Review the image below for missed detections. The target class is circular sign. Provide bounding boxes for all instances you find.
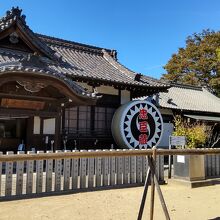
[111,100,163,149]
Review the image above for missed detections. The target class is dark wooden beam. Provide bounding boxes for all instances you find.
[0,26,16,41]
[16,26,44,56]
[0,74,96,106]
[61,107,65,134]
[90,106,95,132]
[0,92,57,102]
[118,89,121,105]
[0,108,57,117]
[26,116,34,151]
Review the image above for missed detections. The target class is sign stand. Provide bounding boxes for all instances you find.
[168,136,186,179]
[168,136,172,179]
[137,147,170,220]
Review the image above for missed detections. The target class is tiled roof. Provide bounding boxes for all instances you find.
[0,48,98,101]
[0,7,169,96]
[38,34,169,89]
[157,83,220,114]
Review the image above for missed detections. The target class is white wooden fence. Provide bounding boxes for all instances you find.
[0,150,164,198]
[205,154,220,178]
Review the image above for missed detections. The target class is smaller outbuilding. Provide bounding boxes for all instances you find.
[141,82,220,148]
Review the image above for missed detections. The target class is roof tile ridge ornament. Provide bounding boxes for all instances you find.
[0,7,61,63]
[2,7,24,22]
[102,49,136,81]
[1,7,25,29]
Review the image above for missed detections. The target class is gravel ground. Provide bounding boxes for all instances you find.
[0,179,220,220]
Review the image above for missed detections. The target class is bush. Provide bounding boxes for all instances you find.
[173,115,207,148]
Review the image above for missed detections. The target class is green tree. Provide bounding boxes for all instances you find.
[162,30,220,97]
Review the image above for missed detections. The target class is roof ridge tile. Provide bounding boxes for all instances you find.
[102,49,136,81]
[37,33,113,56]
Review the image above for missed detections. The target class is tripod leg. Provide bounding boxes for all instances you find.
[148,157,170,220]
[137,166,151,220]
[150,155,156,220]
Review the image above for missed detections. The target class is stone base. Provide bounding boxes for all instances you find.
[171,177,220,188]
[174,155,205,181]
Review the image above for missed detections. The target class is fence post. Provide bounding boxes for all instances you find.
[130,149,136,184]
[55,150,62,191]
[36,151,44,194]
[72,150,79,189]
[80,150,87,189]
[159,156,164,182]
[16,151,25,195]
[123,149,130,184]
[88,150,95,188]
[64,150,71,191]
[102,150,109,186]
[116,149,123,185]
[136,153,143,183]
[5,151,14,196]
[46,150,53,192]
[26,151,35,194]
[110,149,116,186]
[95,150,102,187]
[142,153,148,181]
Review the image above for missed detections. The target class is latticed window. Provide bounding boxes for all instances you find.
[65,107,77,133]
[94,107,115,134]
[65,106,116,136]
[78,106,91,132]
[65,106,91,134]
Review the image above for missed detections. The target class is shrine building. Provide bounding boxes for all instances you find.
[0,7,169,152]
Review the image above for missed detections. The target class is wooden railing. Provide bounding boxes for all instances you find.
[1,148,220,199]
[0,149,164,198]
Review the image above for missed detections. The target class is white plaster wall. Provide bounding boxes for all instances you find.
[77,83,118,95]
[43,118,55,135]
[33,116,40,134]
[158,122,174,148]
[121,90,130,104]
[97,85,118,95]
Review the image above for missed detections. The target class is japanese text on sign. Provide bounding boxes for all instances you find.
[138,109,148,144]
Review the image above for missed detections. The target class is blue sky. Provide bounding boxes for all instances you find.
[1,1,220,79]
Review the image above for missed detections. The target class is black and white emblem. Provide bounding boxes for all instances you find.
[111,100,163,149]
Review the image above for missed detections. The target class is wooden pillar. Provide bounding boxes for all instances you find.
[118,89,121,105]
[16,119,21,138]
[54,108,62,151]
[40,117,44,135]
[26,116,34,151]
[90,106,95,132]
[61,107,66,134]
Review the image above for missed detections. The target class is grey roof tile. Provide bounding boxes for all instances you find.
[0,49,98,100]
[158,84,220,113]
